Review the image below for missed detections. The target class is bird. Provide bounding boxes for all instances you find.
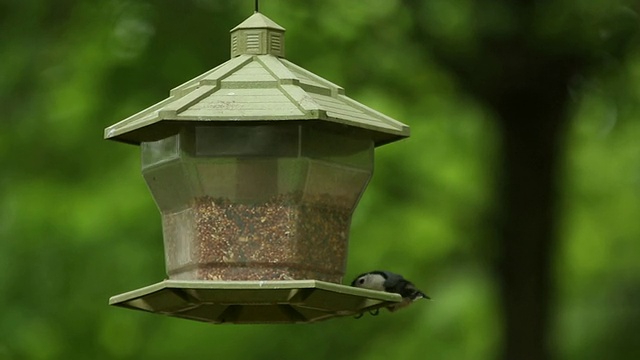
[351,270,430,312]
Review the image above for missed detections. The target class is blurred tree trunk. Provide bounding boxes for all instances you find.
[494,88,569,360]
[404,0,638,357]
[402,1,593,359]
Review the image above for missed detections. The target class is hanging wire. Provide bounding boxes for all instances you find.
[255,0,259,13]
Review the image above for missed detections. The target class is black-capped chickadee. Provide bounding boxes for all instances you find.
[351,270,430,312]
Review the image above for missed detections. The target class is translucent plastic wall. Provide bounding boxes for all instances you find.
[141,125,373,283]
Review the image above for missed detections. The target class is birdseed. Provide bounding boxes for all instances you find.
[162,193,351,283]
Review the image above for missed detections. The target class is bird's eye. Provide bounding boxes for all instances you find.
[358,278,365,285]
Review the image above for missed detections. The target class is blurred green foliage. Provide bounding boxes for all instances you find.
[1,0,639,359]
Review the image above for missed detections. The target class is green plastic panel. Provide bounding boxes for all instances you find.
[109,280,401,324]
[104,13,410,146]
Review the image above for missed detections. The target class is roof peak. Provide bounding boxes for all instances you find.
[230,13,286,58]
[230,12,285,32]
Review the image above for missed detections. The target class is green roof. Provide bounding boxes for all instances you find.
[105,13,409,146]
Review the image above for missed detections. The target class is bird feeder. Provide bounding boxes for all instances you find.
[107,11,409,324]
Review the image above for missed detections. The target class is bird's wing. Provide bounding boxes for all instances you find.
[382,271,404,290]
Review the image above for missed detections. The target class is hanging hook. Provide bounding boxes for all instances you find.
[254,0,259,13]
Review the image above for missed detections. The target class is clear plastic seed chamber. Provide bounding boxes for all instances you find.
[143,125,373,283]
[106,12,409,324]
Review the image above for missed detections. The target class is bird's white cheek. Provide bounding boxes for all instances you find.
[371,283,386,291]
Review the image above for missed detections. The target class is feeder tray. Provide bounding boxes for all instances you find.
[109,280,401,324]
